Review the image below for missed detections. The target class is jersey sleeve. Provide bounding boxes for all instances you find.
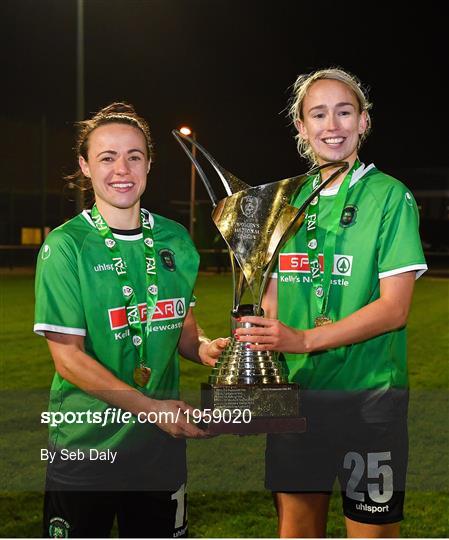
[377,185,427,279]
[34,230,87,336]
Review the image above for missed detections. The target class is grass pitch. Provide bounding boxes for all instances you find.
[0,272,448,537]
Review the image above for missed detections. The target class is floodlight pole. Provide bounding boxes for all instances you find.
[41,115,47,240]
[76,0,85,212]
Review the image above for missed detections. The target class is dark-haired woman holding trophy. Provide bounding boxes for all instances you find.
[236,68,427,538]
[34,102,227,537]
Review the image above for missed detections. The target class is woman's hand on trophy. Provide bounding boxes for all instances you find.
[234,317,308,354]
[198,337,229,366]
[147,398,212,439]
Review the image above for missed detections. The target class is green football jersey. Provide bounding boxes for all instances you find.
[277,164,427,394]
[34,209,199,454]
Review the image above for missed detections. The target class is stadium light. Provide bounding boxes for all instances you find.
[179,126,192,136]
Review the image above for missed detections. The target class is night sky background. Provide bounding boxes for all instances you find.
[1,0,447,243]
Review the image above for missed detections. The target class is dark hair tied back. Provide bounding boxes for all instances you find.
[65,101,154,202]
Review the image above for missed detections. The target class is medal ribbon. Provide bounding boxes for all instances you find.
[91,205,158,376]
[305,161,359,320]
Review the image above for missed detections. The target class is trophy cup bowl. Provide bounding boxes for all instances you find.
[173,130,348,434]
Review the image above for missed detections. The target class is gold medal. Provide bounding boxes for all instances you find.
[314,315,333,327]
[133,366,151,386]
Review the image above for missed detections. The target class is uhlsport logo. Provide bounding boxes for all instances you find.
[49,517,70,538]
[41,244,51,260]
[109,298,186,330]
[405,192,414,207]
[279,253,353,276]
[112,257,127,275]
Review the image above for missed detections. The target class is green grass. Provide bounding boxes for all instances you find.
[0,273,448,537]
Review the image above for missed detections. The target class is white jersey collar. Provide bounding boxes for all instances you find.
[320,162,375,197]
[82,208,154,240]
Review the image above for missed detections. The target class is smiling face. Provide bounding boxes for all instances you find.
[78,123,150,221]
[296,79,367,168]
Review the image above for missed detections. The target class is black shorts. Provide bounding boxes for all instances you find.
[266,418,408,525]
[43,484,188,538]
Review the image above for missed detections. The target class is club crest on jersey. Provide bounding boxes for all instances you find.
[146,257,156,274]
[112,257,127,275]
[105,238,116,248]
[122,286,133,297]
[49,517,70,538]
[340,205,358,228]
[159,248,176,271]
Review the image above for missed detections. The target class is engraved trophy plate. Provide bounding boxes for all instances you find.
[173,130,348,434]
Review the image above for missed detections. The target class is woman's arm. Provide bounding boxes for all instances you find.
[45,331,208,438]
[177,308,228,366]
[235,271,416,353]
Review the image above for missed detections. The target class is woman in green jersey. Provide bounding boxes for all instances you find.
[236,69,426,537]
[34,102,227,537]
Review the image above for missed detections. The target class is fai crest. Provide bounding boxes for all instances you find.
[240,196,258,218]
[159,249,176,271]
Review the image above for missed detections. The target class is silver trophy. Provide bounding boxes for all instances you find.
[173,130,348,434]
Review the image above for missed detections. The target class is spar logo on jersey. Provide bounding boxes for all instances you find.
[108,297,186,330]
[279,253,353,276]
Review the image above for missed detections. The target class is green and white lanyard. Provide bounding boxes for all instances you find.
[306,161,359,327]
[91,204,157,386]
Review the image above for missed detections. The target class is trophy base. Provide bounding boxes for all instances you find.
[201,383,307,435]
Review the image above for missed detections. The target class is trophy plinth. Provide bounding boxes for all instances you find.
[173,130,348,435]
[201,383,306,435]
[201,304,306,434]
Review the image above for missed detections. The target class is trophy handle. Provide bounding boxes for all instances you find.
[172,130,251,205]
[256,161,349,313]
